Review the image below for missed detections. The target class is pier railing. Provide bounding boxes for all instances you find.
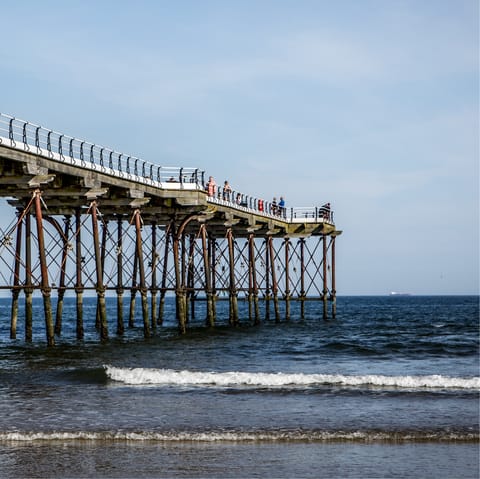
[208,186,334,224]
[0,113,334,225]
[0,113,205,189]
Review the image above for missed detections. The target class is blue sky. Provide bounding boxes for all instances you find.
[0,0,478,295]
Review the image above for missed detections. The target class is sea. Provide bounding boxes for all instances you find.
[0,295,478,478]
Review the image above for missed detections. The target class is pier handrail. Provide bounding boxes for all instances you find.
[210,185,334,225]
[0,113,334,225]
[0,113,205,189]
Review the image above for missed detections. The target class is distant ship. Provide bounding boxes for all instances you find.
[389,292,412,297]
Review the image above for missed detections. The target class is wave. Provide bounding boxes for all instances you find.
[0,429,477,443]
[104,366,480,390]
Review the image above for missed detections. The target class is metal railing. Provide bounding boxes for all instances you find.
[0,113,334,225]
[207,185,334,224]
[0,113,205,188]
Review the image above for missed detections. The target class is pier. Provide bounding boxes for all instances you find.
[0,113,341,345]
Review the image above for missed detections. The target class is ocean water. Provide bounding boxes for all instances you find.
[0,295,478,478]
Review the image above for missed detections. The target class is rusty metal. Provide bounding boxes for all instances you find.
[91,200,108,340]
[116,216,125,335]
[33,189,55,346]
[323,235,328,319]
[331,235,337,318]
[10,211,22,339]
[227,228,238,326]
[75,208,84,340]
[150,223,158,329]
[284,238,291,321]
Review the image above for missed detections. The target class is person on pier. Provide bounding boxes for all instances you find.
[206,176,217,197]
[223,180,232,201]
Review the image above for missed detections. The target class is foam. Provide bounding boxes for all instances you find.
[104,366,480,390]
[0,429,477,443]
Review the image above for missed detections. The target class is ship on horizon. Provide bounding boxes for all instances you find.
[389,291,412,297]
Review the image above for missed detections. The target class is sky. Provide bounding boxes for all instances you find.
[0,0,478,295]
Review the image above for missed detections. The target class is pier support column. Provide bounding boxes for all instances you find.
[323,235,328,320]
[187,233,196,321]
[248,234,260,325]
[264,237,270,321]
[91,200,108,340]
[284,238,291,321]
[10,211,23,339]
[201,225,215,327]
[209,235,217,323]
[129,252,138,328]
[74,208,84,340]
[173,229,187,334]
[55,215,71,336]
[227,228,238,326]
[268,236,280,322]
[33,189,55,346]
[116,217,124,335]
[150,223,158,330]
[133,208,150,338]
[331,234,337,319]
[299,238,306,319]
[158,223,172,326]
[25,212,33,342]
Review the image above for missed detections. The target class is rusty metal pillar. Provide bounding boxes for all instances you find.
[129,251,138,328]
[173,228,187,334]
[209,234,217,323]
[116,217,124,335]
[54,215,71,336]
[181,234,187,321]
[10,211,23,339]
[91,200,108,340]
[227,228,238,326]
[134,208,150,338]
[24,211,33,342]
[284,238,291,321]
[331,235,337,319]
[300,237,306,320]
[74,208,84,340]
[268,236,280,322]
[201,225,214,327]
[33,189,55,346]
[248,234,260,325]
[323,235,328,320]
[264,237,270,321]
[95,219,108,330]
[150,222,158,329]
[187,233,196,321]
[158,223,172,326]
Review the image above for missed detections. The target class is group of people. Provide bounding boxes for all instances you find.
[205,176,286,215]
[270,196,286,217]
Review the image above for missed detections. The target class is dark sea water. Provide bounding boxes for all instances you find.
[0,295,478,478]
